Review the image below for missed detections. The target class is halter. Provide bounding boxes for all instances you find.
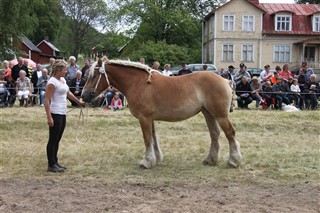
[92,62,110,96]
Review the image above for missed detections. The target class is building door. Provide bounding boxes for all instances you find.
[304,46,315,62]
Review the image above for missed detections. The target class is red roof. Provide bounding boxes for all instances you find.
[261,3,320,35]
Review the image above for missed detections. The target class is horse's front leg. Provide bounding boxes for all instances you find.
[139,117,157,169]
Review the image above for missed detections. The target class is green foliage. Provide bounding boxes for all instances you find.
[296,0,320,3]
[121,40,201,67]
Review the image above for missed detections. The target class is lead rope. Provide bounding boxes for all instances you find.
[76,107,90,144]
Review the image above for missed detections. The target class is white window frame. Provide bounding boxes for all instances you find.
[313,15,320,32]
[223,14,235,31]
[273,45,291,63]
[222,44,234,62]
[242,15,255,32]
[241,44,254,62]
[275,14,292,31]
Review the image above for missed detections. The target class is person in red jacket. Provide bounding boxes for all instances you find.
[109,91,123,111]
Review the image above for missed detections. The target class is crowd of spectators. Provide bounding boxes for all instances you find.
[0,56,319,111]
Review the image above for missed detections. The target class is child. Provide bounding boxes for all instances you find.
[262,81,273,109]
[290,78,300,107]
[109,92,123,111]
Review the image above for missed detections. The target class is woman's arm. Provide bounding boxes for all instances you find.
[44,84,55,127]
[67,91,85,107]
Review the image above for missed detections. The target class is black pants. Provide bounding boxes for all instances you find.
[47,113,66,166]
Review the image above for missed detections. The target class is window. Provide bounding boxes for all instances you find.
[274,45,291,62]
[242,15,254,31]
[223,44,234,62]
[242,44,254,62]
[313,15,320,32]
[223,15,235,31]
[275,14,292,31]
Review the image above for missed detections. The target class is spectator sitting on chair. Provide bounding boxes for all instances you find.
[31,63,42,101]
[236,76,252,109]
[297,69,307,109]
[262,81,273,109]
[234,63,251,85]
[290,78,301,107]
[0,70,9,106]
[259,64,273,83]
[69,70,86,107]
[272,76,291,109]
[270,71,279,85]
[37,69,50,107]
[109,91,123,111]
[16,70,32,107]
[81,59,91,81]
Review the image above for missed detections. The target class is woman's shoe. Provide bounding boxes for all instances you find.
[56,163,67,170]
[47,164,65,173]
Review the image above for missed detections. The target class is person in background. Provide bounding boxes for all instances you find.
[65,56,80,85]
[305,74,319,110]
[236,76,252,109]
[275,65,281,73]
[105,86,124,107]
[178,63,192,76]
[46,57,55,76]
[69,70,86,107]
[31,63,42,97]
[16,70,32,107]
[295,62,314,82]
[3,60,12,82]
[44,60,85,173]
[139,57,145,64]
[250,76,264,109]
[162,64,173,76]
[259,64,273,84]
[3,60,14,106]
[109,91,123,111]
[234,63,251,85]
[81,59,91,80]
[279,64,292,82]
[290,78,301,107]
[262,81,273,109]
[11,57,28,82]
[24,60,34,80]
[0,70,9,106]
[221,65,236,88]
[203,64,208,71]
[297,68,307,109]
[37,69,49,107]
[151,61,161,71]
[270,72,279,85]
[272,76,290,109]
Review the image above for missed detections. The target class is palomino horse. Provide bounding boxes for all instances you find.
[81,59,242,169]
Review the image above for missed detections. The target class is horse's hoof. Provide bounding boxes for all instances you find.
[227,159,241,168]
[202,158,218,166]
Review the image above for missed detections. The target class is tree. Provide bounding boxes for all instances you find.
[0,0,40,60]
[60,0,109,57]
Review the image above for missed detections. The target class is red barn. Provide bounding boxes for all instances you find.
[18,36,41,63]
[37,39,62,64]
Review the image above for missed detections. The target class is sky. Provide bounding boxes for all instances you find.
[259,0,295,3]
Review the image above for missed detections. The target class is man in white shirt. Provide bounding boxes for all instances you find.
[162,64,173,76]
[259,64,273,83]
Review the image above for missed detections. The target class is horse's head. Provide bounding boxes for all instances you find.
[81,59,109,103]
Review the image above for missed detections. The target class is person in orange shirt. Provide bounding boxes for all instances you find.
[270,72,279,85]
[3,60,12,82]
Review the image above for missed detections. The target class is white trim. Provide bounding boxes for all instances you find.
[222,14,235,31]
[312,15,320,32]
[259,14,263,68]
[275,14,292,31]
[242,15,255,32]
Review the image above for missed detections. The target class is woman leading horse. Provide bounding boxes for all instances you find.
[81,59,242,169]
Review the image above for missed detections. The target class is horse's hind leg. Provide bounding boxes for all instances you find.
[152,122,163,164]
[216,116,242,167]
[202,109,220,166]
[138,117,157,169]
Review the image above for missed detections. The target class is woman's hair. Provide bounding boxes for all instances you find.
[51,60,67,76]
[19,70,26,75]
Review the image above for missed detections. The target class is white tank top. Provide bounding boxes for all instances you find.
[48,77,69,115]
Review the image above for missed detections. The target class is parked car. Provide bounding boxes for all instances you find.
[247,67,263,77]
[171,64,219,76]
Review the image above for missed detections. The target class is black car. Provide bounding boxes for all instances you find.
[247,68,263,77]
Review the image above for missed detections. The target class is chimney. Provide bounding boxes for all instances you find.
[248,0,259,5]
[44,36,49,41]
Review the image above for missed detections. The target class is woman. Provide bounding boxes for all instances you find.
[16,70,32,107]
[44,60,85,173]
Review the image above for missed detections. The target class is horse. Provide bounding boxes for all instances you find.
[81,59,242,169]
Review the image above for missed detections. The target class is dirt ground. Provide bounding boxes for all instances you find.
[0,177,319,213]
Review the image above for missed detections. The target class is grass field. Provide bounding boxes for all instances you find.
[0,106,319,212]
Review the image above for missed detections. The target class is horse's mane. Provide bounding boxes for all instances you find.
[89,59,161,77]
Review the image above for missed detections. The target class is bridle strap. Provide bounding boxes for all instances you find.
[92,63,110,95]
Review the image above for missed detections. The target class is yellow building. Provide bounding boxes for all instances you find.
[202,0,320,72]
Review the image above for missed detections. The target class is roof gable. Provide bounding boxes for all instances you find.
[37,40,60,52]
[19,36,41,52]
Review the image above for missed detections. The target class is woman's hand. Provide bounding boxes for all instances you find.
[47,117,54,127]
